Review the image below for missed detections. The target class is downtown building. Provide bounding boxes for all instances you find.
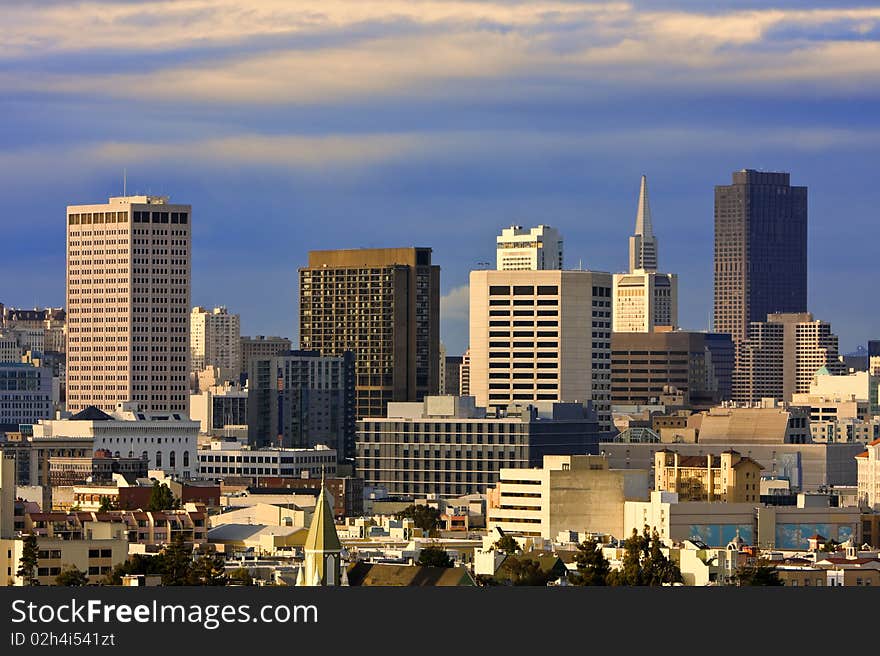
[355,396,601,497]
[66,195,191,415]
[247,350,356,462]
[496,225,563,271]
[190,306,241,384]
[469,269,613,432]
[0,363,54,430]
[613,176,679,333]
[240,335,291,382]
[299,248,440,420]
[714,170,807,343]
[732,312,843,403]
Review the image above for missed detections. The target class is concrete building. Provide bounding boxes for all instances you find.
[66,195,191,415]
[48,450,148,487]
[189,383,248,436]
[610,330,733,408]
[299,248,441,420]
[356,395,602,497]
[733,312,843,403]
[460,349,470,396]
[856,438,880,511]
[799,369,880,417]
[486,454,650,539]
[0,363,53,429]
[444,354,463,396]
[0,333,20,364]
[240,335,291,381]
[628,175,658,273]
[247,350,355,461]
[612,271,678,333]
[714,170,808,343]
[496,225,563,271]
[469,269,612,431]
[1,534,129,586]
[190,306,240,384]
[625,491,860,550]
[654,449,763,503]
[197,441,337,479]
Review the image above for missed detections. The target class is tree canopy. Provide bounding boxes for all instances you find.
[492,534,521,555]
[417,546,454,568]
[606,527,682,586]
[396,504,441,533]
[17,534,39,586]
[148,481,180,512]
[55,565,89,587]
[734,560,783,586]
[570,537,610,586]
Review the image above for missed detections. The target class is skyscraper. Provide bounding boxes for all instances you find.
[628,175,658,273]
[496,225,563,271]
[299,248,440,419]
[190,306,241,383]
[714,170,807,342]
[66,196,191,415]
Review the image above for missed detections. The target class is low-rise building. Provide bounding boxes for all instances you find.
[197,441,337,479]
[654,449,763,503]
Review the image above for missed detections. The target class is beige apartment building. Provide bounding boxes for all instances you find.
[654,449,763,503]
[612,270,678,333]
[240,335,291,380]
[486,454,650,539]
[469,269,613,431]
[190,306,240,383]
[66,195,191,415]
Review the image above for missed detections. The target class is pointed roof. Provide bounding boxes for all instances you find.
[70,406,114,421]
[303,485,341,553]
[634,175,654,238]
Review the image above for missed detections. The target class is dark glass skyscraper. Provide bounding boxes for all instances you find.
[714,170,807,342]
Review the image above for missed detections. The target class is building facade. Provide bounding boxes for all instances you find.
[189,383,248,435]
[240,336,292,381]
[496,225,563,271]
[66,195,191,414]
[0,363,53,429]
[714,170,808,343]
[299,248,440,420]
[355,396,602,497]
[612,271,678,333]
[629,175,658,273]
[197,441,337,479]
[469,269,612,431]
[190,306,241,383]
[247,350,355,461]
[654,449,763,503]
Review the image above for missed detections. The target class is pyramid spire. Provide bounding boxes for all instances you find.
[628,175,659,273]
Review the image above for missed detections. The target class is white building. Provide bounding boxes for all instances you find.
[189,383,248,436]
[190,306,241,383]
[857,438,880,511]
[496,225,563,271]
[628,175,658,273]
[197,441,336,479]
[66,195,191,415]
[469,269,612,431]
[32,403,199,479]
[612,270,678,332]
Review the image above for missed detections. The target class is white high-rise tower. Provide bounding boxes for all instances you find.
[628,175,658,273]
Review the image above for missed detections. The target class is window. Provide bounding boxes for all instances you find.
[156,451,162,467]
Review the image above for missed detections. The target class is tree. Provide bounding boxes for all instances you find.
[606,526,682,586]
[417,546,453,568]
[492,534,520,555]
[17,534,39,586]
[607,528,648,586]
[643,528,682,586]
[396,505,441,533]
[570,537,610,586]
[227,567,254,586]
[55,565,89,587]
[497,558,554,586]
[189,553,228,586]
[148,482,180,512]
[161,533,193,586]
[98,496,118,512]
[102,553,166,585]
[821,539,841,553]
[734,560,783,586]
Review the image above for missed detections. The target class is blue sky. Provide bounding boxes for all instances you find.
[2,1,879,355]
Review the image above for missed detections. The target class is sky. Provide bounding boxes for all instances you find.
[2,0,880,356]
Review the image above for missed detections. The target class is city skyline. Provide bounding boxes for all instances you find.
[3,1,880,357]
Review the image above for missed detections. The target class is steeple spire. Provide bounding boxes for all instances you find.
[628,175,659,273]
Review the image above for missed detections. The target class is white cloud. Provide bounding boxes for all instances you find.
[441,284,470,322]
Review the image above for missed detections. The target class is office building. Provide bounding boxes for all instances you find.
[48,450,149,487]
[66,195,191,415]
[496,225,563,271]
[190,306,240,383]
[1,306,66,354]
[356,395,602,497]
[444,355,463,396]
[628,175,658,273]
[247,350,355,461]
[486,454,650,539]
[460,349,470,396]
[0,363,53,429]
[299,248,440,419]
[189,383,248,436]
[857,439,880,511]
[197,441,337,479]
[612,271,678,333]
[732,313,843,403]
[610,330,733,407]
[469,269,612,431]
[714,170,807,342]
[240,335,292,381]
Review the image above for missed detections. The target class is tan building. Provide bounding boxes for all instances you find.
[190,306,240,384]
[496,225,563,271]
[66,195,191,415]
[240,335,291,380]
[612,271,678,333]
[1,536,128,586]
[299,248,441,420]
[486,454,650,539]
[654,449,763,503]
[856,438,880,510]
[469,269,612,431]
[733,313,843,403]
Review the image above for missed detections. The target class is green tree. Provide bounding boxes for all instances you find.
[17,534,39,586]
[498,558,554,586]
[821,539,840,553]
[148,482,180,512]
[55,565,89,587]
[161,533,193,586]
[607,526,681,586]
[189,553,228,586]
[103,554,166,585]
[396,504,441,533]
[570,537,610,586]
[417,546,454,568]
[492,534,521,555]
[734,560,783,586]
[98,496,118,512]
[227,567,254,586]
[607,528,648,586]
[643,528,682,586]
